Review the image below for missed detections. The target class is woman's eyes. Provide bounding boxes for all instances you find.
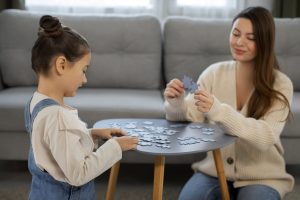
[232,32,255,41]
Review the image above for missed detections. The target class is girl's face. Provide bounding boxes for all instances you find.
[229,18,257,63]
[64,52,91,97]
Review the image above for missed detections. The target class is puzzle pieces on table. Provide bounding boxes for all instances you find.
[182,75,199,93]
[177,136,216,145]
[139,141,153,146]
[124,123,137,129]
[201,128,215,135]
[127,132,139,137]
[109,122,121,129]
[201,138,216,142]
[202,128,215,132]
[155,144,171,148]
[169,124,185,128]
[113,120,217,149]
[139,136,153,142]
[143,121,153,125]
[189,125,202,129]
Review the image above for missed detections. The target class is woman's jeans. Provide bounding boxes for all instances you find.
[178,172,280,200]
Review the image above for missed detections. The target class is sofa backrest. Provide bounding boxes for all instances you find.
[163,17,300,91]
[0,9,162,89]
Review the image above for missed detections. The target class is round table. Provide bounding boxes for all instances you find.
[94,118,236,200]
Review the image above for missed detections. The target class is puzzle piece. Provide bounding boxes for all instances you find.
[169,124,185,128]
[139,141,153,146]
[189,125,202,129]
[201,138,216,142]
[155,144,171,148]
[179,138,201,145]
[143,121,153,125]
[125,123,137,129]
[202,128,215,132]
[127,132,139,137]
[182,75,199,93]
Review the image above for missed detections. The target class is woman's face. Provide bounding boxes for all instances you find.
[229,17,257,63]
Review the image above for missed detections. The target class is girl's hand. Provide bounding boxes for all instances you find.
[164,78,185,99]
[91,128,127,140]
[114,136,139,151]
[194,89,214,113]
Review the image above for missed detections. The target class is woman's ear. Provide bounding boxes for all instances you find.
[55,56,67,75]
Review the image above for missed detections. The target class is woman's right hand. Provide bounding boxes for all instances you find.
[164,78,185,99]
[114,136,139,151]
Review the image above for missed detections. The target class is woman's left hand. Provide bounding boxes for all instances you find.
[91,128,127,140]
[194,89,214,113]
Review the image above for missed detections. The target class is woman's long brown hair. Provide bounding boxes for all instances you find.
[233,7,292,120]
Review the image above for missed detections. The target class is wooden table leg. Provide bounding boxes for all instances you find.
[212,149,230,200]
[153,156,165,200]
[106,161,121,200]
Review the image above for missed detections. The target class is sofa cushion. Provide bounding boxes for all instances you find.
[0,87,34,132]
[163,17,232,83]
[0,9,162,89]
[0,87,165,132]
[275,19,300,91]
[64,88,165,127]
[0,49,36,87]
[282,93,300,138]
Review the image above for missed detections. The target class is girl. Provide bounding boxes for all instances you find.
[25,15,138,200]
[164,7,294,200]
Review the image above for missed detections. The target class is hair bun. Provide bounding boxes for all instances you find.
[39,15,63,37]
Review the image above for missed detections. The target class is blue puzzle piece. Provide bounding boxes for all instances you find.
[182,75,198,93]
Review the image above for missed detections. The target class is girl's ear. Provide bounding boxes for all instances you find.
[55,56,67,75]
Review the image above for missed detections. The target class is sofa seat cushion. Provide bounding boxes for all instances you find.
[64,88,165,127]
[0,87,165,132]
[282,92,300,138]
[0,87,35,132]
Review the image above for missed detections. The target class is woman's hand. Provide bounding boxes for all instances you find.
[91,128,127,140]
[164,78,185,99]
[194,89,214,113]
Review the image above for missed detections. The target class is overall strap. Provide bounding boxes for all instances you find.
[24,98,59,134]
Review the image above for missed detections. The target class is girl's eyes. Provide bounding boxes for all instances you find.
[83,66,88,74]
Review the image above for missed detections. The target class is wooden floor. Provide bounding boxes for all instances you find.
[0,161,299,200]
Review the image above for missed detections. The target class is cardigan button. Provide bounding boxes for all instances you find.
[227,157,234,165]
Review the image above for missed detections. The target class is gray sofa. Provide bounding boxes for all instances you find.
[0,9,299,165]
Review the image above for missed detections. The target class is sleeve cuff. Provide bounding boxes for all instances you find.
[165,94,185,107]
[206,96,223,121]
[106,139,122,159]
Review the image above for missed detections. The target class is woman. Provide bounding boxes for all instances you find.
[164,7,294,200]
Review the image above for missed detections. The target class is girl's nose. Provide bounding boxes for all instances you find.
[83,75,87,84]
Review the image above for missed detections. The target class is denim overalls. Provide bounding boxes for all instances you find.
[24,98,96,200]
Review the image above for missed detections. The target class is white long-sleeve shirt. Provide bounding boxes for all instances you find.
[165,60,294,198]
[30,92,122,186]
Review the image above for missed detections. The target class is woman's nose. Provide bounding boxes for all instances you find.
[237,37,244,46]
